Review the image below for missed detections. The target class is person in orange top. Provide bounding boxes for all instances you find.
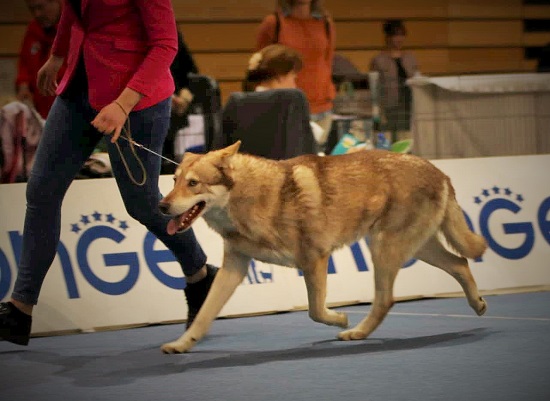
[256,0,336,148]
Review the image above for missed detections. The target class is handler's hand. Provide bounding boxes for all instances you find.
[16,83,33,102]
[91,102,128,143]
[37,55,64,96]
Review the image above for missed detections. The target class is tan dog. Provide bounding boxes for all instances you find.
[158,141,487,353]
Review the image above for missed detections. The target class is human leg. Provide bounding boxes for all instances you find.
[1,94,101,344]
[107,98,208,276]
[11,95,101,307]
[107,98,216,326]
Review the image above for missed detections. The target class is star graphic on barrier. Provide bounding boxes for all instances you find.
[516,194,524,202]
[474,196,482,204]
[492,186,500,194]
[71,224,81,234]
[80,215,90,225]
[92,211,102,221]
[119,221,129,230]
[504,188,512,196]
[106,213,116,223]
[482,189,490,197]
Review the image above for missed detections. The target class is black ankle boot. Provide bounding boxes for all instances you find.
[0,302,32,346]
[184,264,218,328]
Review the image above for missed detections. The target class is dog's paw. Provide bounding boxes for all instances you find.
[337,329,367,341]
[474,297,488,316]
[160,338,195,354]
[335,312,349,328]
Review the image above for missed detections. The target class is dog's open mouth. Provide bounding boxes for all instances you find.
[166,201,206,235]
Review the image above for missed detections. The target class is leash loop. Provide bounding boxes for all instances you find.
[109,101,180,186]
[112,102,147,186]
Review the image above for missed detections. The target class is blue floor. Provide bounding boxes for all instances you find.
[1,291,549,401]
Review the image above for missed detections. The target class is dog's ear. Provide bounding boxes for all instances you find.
[214,141,241,168]
[223,141,241,156]
[182,151,200,165]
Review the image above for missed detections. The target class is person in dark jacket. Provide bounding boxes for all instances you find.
[161,29,199,174]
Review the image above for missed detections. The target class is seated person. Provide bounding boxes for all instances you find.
[215,44,320,158]
[16,0,65,119]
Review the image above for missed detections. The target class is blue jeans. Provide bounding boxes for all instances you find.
[12,93,207,305]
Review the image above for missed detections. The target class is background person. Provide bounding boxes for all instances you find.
[370,19,419,142]
[256,0,336,150]
[16,0,65,119]
[243,43,325,144]
[161,28,199,174]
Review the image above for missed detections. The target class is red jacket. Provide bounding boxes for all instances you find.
[16,19,66,119]
[52,0,178,111]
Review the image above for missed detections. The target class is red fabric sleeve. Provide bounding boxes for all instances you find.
[126,0,178,97]
[51,1,76,58]
[15,26,34,88]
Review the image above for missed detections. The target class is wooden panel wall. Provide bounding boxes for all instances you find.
[0,0,547,103]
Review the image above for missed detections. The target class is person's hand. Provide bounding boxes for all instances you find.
[171,88,193,116]
[171,94,188,115]
[91,102,128,143]
[36,56,64,96]
[16,83,32,103]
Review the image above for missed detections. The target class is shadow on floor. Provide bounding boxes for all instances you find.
[1,327,493,388]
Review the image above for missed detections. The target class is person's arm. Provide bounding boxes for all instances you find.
[51,1,76,59]
[170,30,198,115]
[255,14,277,51]
[92,0,178,142]
[171,30,199,92]
[37,0,76,96]
[15,25,34,101]
[124,0,178,104]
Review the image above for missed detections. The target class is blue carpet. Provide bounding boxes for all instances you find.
[1,292,549,401]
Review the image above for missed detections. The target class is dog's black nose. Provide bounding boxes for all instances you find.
[158,202,170,215]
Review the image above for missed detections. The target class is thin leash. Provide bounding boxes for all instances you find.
[118,135,180,166]
[112,101,179,186]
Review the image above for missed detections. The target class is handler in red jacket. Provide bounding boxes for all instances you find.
[0,0,218,347]
[16,0,65,118]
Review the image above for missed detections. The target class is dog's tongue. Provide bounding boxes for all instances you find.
[167,218,179,236]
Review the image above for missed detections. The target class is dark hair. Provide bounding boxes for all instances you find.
[383,19,406,37]
[242,44,303,92]
[277,0,325,16]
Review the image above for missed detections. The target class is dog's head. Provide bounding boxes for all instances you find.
[159,141,241,235]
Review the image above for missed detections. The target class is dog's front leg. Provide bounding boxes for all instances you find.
[161,248,251,354]
[302,256,349,328]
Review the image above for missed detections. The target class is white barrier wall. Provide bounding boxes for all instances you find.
[0,154,549,334]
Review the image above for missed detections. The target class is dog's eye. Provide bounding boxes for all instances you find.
[188,179,199,187]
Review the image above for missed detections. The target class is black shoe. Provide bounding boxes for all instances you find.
[0,302,32,346]
[184,264,218,329]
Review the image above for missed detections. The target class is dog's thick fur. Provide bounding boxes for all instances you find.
[159,141,487,353]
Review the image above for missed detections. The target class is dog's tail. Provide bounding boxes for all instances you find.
[440,180,487,259]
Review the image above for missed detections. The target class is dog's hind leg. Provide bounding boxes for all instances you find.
[302,255,349,328]
[415,235,487,316]
[161,250,251,354]
[337,234,404,341]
